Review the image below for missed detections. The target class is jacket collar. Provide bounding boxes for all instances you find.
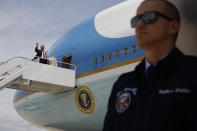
[135,47,185,77]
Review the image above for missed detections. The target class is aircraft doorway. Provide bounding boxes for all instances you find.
[62,54,72,69]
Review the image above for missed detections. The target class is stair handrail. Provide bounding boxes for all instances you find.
[56,61,77,71]
[33,57,77,71]
[0,56,77,71]
[0,56,30,65]
[0,66,25,88]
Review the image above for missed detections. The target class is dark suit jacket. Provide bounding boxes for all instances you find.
[103,48,197,131]
[35,46,42,57]
[33,46,48,64]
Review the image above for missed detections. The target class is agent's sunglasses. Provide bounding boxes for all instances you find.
[130,11,173,28]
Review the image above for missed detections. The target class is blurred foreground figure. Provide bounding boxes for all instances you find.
[103,0,197,131]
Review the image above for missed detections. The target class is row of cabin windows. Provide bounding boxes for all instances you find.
[93,45,137,65]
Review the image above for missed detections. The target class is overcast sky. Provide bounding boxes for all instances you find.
[0,0,122,130]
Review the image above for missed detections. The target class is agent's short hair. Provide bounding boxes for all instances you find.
[141,0,180,22]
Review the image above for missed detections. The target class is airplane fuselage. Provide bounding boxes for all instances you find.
[13,0,197,131]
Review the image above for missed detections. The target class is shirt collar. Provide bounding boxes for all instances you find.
[145,54,167,71]
[135,47,185,79]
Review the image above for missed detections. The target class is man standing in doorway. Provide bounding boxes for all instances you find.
[34,42,48,64]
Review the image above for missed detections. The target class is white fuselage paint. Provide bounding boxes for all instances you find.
[13,0,197,130]
[14,62,139,131]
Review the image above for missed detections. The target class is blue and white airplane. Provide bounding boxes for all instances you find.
[0,0,197,131]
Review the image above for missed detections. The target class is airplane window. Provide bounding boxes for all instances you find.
[108,52,112,61]
[100,56,105,64]
[115,50,119,58]
[93,57,98,65]
[131,45,137,54]
[123,48,128,56]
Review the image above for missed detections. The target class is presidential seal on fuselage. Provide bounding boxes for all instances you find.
[75,86,95,114]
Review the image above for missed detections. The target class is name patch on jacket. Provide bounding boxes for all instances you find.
[116,87,137,113]
[158,87,191,95]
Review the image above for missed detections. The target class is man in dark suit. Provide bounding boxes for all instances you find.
[34,42,48,64]
[103,0,197,131]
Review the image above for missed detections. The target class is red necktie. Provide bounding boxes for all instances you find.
[42,51,46,59]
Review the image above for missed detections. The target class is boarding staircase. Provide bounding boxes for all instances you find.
[0,57,76,93]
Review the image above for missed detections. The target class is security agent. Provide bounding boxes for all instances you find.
[103,0,197,131]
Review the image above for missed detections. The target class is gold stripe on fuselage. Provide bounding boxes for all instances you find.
[77,56,144,78]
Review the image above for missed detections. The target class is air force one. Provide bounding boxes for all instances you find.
[0,0,197,131]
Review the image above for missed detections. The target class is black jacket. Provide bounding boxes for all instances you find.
[103,48,197,131]
[35,46,42,57]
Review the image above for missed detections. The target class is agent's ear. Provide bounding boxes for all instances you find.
[169,21,180,34]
